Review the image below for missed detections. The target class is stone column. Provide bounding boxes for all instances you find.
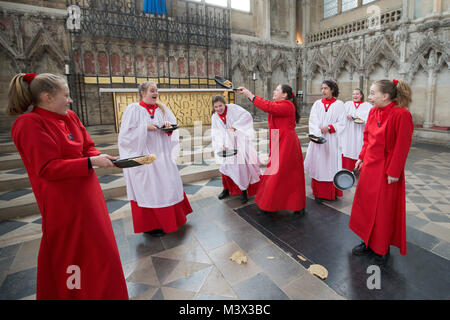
[423,70,437,128]
[302,0,311,43]
[290,0,297,46]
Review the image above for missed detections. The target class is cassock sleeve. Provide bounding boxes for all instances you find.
[252,96,294,117]
[358,108,374,161]
[386,110,414,178]
[228,104,255,139]
[359,103,373,122]
[11,115,90,181]
[118,104,149,159]
[308,101,323,137]
[328,102,346,134]
[211,114,226,152]
[70,111,101,157]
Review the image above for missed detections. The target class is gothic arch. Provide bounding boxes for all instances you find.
[364,36,400,75]
[407,36,450,81]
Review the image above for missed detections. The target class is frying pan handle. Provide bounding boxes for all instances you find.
[352,168,359,174]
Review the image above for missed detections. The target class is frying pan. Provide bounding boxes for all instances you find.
[214,76,238,91]
[333,168,358,190]
[308,134,327,144]
[157,124,179,132]
[216,149,238,157]
[352,117,365,124]
[112,155,157,168]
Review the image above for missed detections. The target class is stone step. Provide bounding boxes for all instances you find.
[0,137,309,192]
[0,147,308,221]
[0,162,219,222]
[0,129,309,171]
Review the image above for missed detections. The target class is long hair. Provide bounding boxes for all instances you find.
[7,73,66,115]
[211,94,227,115]
[373,80,412,108]
[322,80,339,98]
[354,88,365,101]
[138,81,166,115]
[280,84,300,123]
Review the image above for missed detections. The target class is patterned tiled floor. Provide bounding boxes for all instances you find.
[0,142,449,300]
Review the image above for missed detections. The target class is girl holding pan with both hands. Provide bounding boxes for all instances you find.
[350,79,414,265]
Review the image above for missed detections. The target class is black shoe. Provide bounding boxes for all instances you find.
[294,208,306,216]
[315,197,323,205]
[352,242,372,256]
[373,249,390,265]
[240,190,248,204]
[146,229,165,237]
[218,189,229,200]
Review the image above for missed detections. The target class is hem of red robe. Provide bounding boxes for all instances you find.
[311,178,343,200]
[221,174,260,196]
[349,225,407,256]
[130,192,192,234]
[342,155,357,171]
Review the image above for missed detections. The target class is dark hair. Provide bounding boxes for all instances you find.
[322,80,339,98]
[280,84,300,123]
[354,88,364,101]
[211,94,227,115]
[373,80,412,108]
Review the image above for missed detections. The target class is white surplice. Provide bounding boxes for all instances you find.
[211,103,261,191]
[304,99,346,181]
[118,102,183,208]
[341,101,373,160]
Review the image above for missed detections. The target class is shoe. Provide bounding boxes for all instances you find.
[218,189,229,200]
[240,190,248,204]
[315,197,323,205]
[294,208,306,216]
[146,229,165,237]
[373,249,390,265]
[352,242,372,256]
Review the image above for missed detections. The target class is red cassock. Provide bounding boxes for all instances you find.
[349,102,414,256]
[11,106,128,300]
[252,97,306,211]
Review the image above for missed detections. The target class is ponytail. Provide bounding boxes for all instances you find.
[6,73,67,115]
[281,84,300,123]
[395,80,412,109]
[7,74,34,115]
[373,79,412,109]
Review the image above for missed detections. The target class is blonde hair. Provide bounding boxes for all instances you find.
[138,81,165,116]
[373,79,412,108]
[7,73,67,115]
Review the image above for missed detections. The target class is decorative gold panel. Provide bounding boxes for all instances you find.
[84,77,97,84]
[113,90,234,132]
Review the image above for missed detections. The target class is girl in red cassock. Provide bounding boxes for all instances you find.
[237,84,306,215]
[7,73,128,300]
[350,79,414,265]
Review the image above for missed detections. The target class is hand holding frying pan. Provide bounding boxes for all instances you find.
[215,76,238,91]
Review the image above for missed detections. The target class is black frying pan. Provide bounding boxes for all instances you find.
[308,134,327,144]
[157,124,179,132]
[352,117,365,124]
[112,155,157,168]
[214,76,238,91]
[216,149,238,157]
[333,169,358,190]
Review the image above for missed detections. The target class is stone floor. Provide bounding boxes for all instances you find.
[0,142,449,300]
